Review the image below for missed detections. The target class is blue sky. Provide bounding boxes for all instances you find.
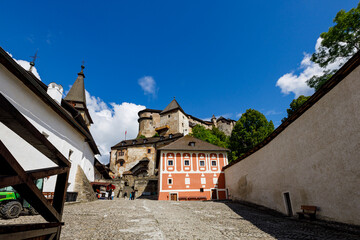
[1,0,358,162]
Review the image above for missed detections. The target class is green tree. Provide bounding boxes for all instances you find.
[281,95,311,123]
[229,109,274,160]
[307,2,360,90]
[190,125,229,149]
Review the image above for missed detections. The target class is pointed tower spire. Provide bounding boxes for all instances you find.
[65,64,86,104]
[65,63,93,128]
[161,98,185,115]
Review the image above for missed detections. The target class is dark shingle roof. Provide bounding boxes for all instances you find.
[111,133,183,149]
[0,48,99,155]
[158,135,229,152]
[64,67,86,104]
[160,99,185,115]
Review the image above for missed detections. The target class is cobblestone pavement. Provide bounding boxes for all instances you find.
[1,199,359,239]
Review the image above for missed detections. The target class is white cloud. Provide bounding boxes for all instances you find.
[138,76,157,97]
[86,91,146,164]
[264,110,282,116]
[7,52,41,80]
[236,113,243,119]
[276,38,348,98]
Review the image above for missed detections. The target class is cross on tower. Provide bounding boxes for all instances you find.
[30,50,39,67]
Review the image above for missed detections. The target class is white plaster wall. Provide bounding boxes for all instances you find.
[225,65,360,225]
[0,65,95,193]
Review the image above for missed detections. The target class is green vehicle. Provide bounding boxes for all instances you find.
[0,179,43,219]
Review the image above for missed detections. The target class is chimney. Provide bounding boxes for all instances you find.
[47,82,63,104]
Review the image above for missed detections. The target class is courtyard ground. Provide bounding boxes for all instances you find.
[1,199,359,239]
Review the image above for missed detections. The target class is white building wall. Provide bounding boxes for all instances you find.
[0,64,95,193]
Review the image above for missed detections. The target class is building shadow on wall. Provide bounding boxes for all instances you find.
[222,201,360,240]
[136,179,158,200]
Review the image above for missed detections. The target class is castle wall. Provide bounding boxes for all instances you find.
[224,64,360,225]
[110,145,156,178]
[217,121,235,136]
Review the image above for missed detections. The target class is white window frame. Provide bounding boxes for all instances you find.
[201,178,206,184]
[199,160,205,166]
[184,159,190,166]
[211,160,217,166]
[168,178,173,185]
[168,159,174,166]
[185,178,190,185]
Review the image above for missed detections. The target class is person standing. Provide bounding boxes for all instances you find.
[129,192,132,200]
[108,188,113,200]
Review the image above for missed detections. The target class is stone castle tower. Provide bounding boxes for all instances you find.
[137,99,236,137]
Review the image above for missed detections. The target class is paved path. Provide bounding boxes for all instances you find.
[1,199,359,239]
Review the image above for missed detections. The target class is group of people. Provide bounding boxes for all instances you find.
[124,191,135,200]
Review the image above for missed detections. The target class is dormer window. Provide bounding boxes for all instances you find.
[189,142,195,147]
[121,141,126,146]
[132,140,136,144]
[160,136,165,140]
[169,134,173,139]
[143,139,148,143]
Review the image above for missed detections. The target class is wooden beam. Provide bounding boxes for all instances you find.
[28,166,69,180]
[0,93,70,167]
[0,222,63,233]
[0,166,69,188]
[52,171,69,218]
[0,227,58,240]
[0,141,61,222]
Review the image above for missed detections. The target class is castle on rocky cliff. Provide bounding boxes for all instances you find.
[138,98,236,137]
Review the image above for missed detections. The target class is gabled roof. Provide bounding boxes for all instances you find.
[158,135,230,152]
[64,66,86,104]
[0,47,100,155]
[160,99,185,115]
[111,133,183,149]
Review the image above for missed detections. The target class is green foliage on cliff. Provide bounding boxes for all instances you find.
[281,95,311,123]
[229,109,274,160]
[190,125,229,149]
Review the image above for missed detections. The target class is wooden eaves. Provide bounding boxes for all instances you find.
[0,92,71,240]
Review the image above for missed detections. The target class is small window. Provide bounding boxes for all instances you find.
[200,188,204,192]
[199,160,205,166]
[118,151,124,156]
[184,160,190,166]
[185,178,190,185]
[68,150,73,161]
[168,115,170,118]
[168,160,174,166]
[143,139,148,143]
[211,160,217,166]
[182,123,184,127]
[169,134,173,138]
[189,142,195,146]
[201,178,206,184]
[132,140,136,144]
[168,178,173,185]
[147,149,151,153]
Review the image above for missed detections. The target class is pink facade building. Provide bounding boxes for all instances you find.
[158,135,229,201]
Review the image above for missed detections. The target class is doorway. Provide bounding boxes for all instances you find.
[211,189,217,200]
[170,193,178,201]
[283,192,293,216]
